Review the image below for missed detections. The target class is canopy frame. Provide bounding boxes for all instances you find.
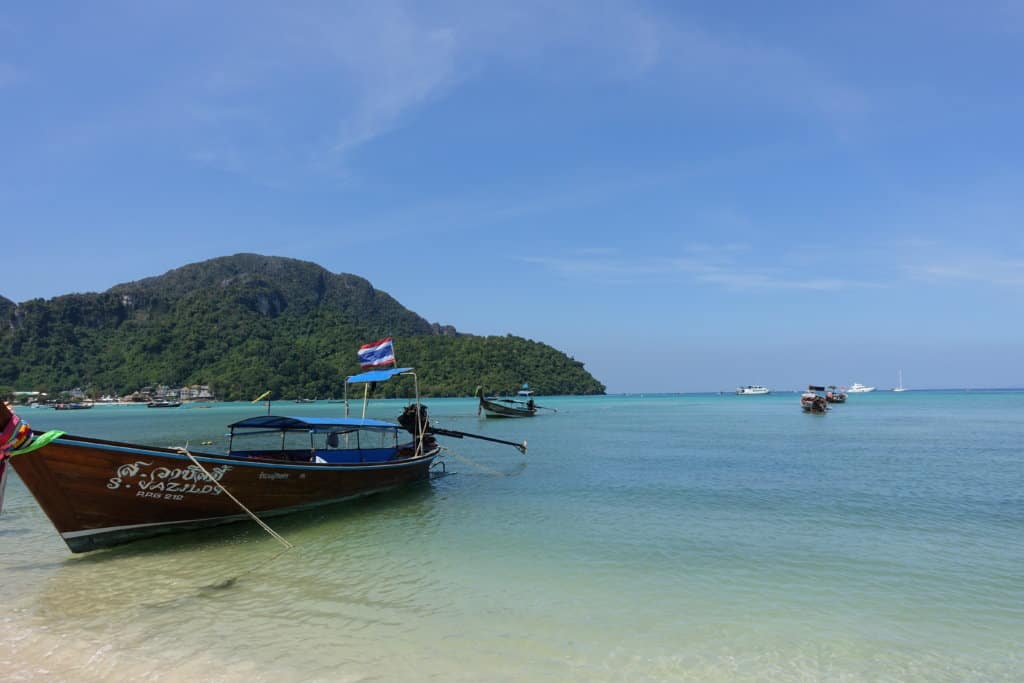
[343,366,426,456]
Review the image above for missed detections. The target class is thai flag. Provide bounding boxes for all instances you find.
[358,336,396,368]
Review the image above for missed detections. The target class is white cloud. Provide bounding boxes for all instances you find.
[524,247,877,291]
[467,2,869,121]
[648,20,868,120]
[167,0,870,172]
[7,1,870,180]
[523,254,665,284]
[907,257,1024,287]
[667,257,856,291]
[286,4,462,155]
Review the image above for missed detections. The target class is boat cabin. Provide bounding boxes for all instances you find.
[227,415,414,464]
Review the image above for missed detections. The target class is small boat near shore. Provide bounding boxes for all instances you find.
[478,395,536,418]
[147,400,182,408]
[0,366,526,553]
[476,386,538,418]
[53,402,92,410]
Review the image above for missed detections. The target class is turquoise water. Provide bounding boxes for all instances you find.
[1,392,1022,681]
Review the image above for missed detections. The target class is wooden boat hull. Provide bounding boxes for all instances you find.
[479,397,535,418]
[10,433,439,553]
[800,398,829,413]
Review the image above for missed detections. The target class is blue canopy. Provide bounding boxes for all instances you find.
[346,367,413,384]
[228,415,397,431]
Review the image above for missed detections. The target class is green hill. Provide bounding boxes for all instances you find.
[0,254,605,400]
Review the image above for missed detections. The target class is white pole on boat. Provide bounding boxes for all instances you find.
[410,371,425,456]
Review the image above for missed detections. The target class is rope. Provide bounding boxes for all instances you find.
[443,449,515,477]
[174,443,293,550]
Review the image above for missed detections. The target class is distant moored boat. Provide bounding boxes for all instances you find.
[735,385,770,395]
[476,385,537,418]
[892,370,907,392]
[54,402,92,410]
[825,385,847,403]
[801,386,829,413]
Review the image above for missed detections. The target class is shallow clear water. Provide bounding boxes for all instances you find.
[2,392,1022,681]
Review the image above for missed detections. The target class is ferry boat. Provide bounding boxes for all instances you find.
[735,385,771,395]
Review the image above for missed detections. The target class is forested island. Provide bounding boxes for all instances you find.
[0,254,605,401]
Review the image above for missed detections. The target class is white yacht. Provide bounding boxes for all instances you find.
[735,385,771,395]
[847,382,876,393]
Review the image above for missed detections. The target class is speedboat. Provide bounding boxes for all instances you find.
[735,385,770,395]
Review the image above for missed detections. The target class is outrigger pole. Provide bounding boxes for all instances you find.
[424,424,528,454]
[345,369,527,454]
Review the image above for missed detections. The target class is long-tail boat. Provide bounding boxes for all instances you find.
[825,385,847,403]
[475,386,538,418]
[0,368,525,553]
[800,385,830,413]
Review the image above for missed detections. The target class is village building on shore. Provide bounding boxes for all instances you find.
[4,385,215,405]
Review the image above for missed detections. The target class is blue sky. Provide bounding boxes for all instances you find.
[2,1,1022,392]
